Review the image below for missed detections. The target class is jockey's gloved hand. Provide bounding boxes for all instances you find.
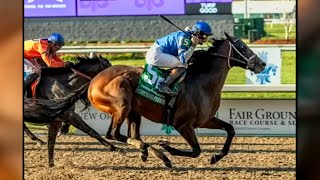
[64,61,75,68]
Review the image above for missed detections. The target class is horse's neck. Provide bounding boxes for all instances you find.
[38,72,89,99]
[189,49,230,101]
[206,59,229,93]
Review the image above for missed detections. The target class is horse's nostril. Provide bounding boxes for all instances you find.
[262,62,266,67]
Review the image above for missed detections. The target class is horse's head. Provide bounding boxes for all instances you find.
[72,55,111,78]
[224,32,266,74]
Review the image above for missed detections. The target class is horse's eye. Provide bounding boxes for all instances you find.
[241,45,247,51]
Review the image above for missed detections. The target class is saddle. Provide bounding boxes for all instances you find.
[135,64,186,130]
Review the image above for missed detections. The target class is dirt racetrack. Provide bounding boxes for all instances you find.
[24,135,295,180]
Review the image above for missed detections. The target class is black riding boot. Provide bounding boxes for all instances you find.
[24,73,39,90]
[158,67,186,96]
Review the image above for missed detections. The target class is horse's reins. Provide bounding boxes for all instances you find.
[71,68,92,80]
[210,40,256,69]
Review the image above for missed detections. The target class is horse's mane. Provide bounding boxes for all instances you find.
[41,55,107,76]
[39,56,109,111]
[41,66,71,76]
[78,89,91,112]
[187,38,226,75]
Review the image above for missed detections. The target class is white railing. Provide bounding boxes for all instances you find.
[58,44,295,54]
[222,84,295,92]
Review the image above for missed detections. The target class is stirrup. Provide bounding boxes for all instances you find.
[158,84,177,96]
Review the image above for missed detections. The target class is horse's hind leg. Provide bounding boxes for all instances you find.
[105,117,113,139]
[125,111,172,167]
[127,111,148,161]
[47,120,62,167]
[61,110,123,153]
[127,110,142,140]
[58,122,70,136]
[94,76,133,143]
[23,123,45,146]
[126,137,172,168]
[200,117,235,164]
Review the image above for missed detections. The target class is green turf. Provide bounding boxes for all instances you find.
[264,24,296,39]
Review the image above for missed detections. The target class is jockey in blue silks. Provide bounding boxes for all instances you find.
[146,21,213,96]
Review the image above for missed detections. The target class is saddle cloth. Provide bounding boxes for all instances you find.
[135,64,180,106]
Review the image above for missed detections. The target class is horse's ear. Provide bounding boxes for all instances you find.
[224,32,237,42]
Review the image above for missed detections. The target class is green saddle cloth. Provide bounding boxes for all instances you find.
[135,64,179,106]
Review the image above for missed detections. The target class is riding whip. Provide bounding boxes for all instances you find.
[159,15,191,37]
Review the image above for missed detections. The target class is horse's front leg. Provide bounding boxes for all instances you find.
[62,110,124,153]
[24,123,45,146]
[200,116,235,164]
[47,120,62,167]
[159,124,202,158]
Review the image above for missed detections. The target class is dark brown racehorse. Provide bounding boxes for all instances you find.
[87,32,266,168]
[24,56,124,167]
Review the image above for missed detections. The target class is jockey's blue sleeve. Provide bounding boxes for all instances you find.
[177,36,195,64]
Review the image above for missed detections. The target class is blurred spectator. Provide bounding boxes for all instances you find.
[0,1,22,180]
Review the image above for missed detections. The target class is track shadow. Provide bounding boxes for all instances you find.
[75,165,295,172]
[24,146,295,154]
[24,140,294,146]
[24,147,140,153]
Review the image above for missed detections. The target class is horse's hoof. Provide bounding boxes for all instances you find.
[49,163,54,168]
[36,140,45,147]
[60,128,69,135]
[158,140,169,147]
[117,148,127,155]
[105,135,112,140]
[210,154,217,165]
[164,161,173,168]
[139,152,148,162]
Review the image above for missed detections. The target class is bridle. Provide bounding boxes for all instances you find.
[71,68,92,80]
[210,39,257,70]
[69,58,108,81]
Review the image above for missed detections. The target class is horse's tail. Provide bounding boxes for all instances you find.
[24,82,89,125]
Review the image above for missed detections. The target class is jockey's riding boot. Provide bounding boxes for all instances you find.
[24,73,39,90]
[158,67,186,96]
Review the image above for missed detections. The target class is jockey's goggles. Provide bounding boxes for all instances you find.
[53,43,64,48]
[198,33,208,41]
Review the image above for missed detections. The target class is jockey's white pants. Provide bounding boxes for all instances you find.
[146,43,188,69]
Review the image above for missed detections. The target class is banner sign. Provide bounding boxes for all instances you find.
[197,100,295,136]
[75,99,295,136]
[74,103,180,136]
[186,0,232,3]
[77,0,185,16]
[185,2,232,15]
[246,48,282,85]
[24,0,233,17]
[24,0,76,17]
